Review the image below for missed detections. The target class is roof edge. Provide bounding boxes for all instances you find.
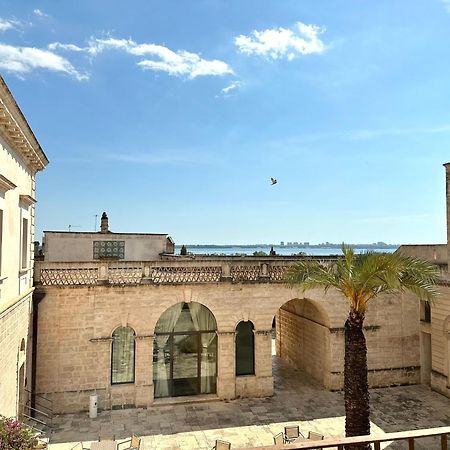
[0,75,49,171]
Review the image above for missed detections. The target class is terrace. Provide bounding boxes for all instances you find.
[46,358,450,450]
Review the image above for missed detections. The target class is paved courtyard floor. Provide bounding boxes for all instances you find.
[48,357,450,450]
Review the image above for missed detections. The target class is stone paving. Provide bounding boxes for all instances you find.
[48,357,450,450]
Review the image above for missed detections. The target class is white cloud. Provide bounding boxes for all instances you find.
[50,36,234,79]
[0,18,19,32]
[221,80,241,94]
[48,42,85,52]
[0,43,88,80]
[33,9,49,18]
[235,21,326,60]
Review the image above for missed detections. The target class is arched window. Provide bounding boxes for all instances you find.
[111,326,135,384]
[153,302,217,398]
[236,321,255,376]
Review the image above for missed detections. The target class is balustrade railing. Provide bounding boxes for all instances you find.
[34,256,339,287]
[239,426,450,449]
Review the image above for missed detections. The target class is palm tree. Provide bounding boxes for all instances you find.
[285,246,439,450]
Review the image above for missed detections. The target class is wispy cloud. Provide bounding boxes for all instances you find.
[48,42,85,52]
[235,22,326,60]
[0,43,88,80]
[266,123,450,150]
[221,80,241,95]
[33,9,49,18]
[50,36,234,79]
[0,18,20,32]
[107,151,220,166]
[441,0,450,12]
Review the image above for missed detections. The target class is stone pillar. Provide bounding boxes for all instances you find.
[220,263,232,282]
[216,331,236,399]
[134,336,154,407]
[445,163,450,270]
[254,329,274,396]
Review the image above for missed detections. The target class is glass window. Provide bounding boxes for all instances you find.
[111,327,135,384]
[236,321,255,376]
[153,302,217,398]
[21,217,28,269]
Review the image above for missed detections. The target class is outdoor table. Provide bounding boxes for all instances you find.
[90,441,117,450]
[292,436,309,443]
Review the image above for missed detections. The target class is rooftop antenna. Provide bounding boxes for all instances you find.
[68,224,81,232]
[94,214,98,231]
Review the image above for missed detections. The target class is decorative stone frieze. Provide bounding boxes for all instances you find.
[0,76,48,172]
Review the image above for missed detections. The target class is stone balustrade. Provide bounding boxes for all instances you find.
[34,256,339,286]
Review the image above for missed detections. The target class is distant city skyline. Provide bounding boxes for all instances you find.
[1,1,449,245]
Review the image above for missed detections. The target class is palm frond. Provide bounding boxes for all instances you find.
[284,246,440,313]
[285,258,340,293]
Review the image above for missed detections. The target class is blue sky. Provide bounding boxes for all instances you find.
[1,0,449,245]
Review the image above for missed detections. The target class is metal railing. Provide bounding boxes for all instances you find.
[239,426,450,449]
[21,389,53,434]
[34,256,339,287]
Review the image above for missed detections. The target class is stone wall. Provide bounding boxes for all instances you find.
[445,163,450,267]
[396,244,448,265]
[35,282,422,414]
[43,232,172,262]
[427,284,450,398]
[276,301,330,387]
[0,295,31,417]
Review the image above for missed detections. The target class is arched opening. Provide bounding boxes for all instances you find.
[236,321,255,376]
[111,326,136,384]
[153,302,217,399]
[274,298,330,387]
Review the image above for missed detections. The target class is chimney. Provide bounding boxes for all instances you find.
[100,212,109,233]
[445,163,450,269]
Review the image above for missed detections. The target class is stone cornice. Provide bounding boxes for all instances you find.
[19,194,36,206]
[0,174,16,192]
[0,76,49,172]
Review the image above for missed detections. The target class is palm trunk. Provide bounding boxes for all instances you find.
[344,309,370,450]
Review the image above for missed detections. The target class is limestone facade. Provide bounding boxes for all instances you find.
[43,229,174,262]
[34,277,421,414]
[0,76,48,417]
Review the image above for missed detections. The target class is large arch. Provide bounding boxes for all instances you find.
[274,297,331,387]
[153,301,217,399]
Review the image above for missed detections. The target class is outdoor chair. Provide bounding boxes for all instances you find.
[308,431,324,441]
[284,425,303,443]
[211,439,231,450]
[117,435,141,450]
[273,432,285,445]
[99,434,116,441]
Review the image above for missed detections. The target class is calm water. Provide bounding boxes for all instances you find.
[175,245,397,256]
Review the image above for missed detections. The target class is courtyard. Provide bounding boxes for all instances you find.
[47,357,450,450]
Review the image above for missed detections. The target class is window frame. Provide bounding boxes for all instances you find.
[235,321,255,376]
[110,326,136,385]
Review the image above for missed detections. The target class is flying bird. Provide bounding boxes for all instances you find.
[270,177,278,185]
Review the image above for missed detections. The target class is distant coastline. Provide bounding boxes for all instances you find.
[173,243,398,256]
[178,243,398,249]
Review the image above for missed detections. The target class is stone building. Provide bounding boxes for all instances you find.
[34,244,421,414]
[0,76,48,418]
[395,163,450,399]
[42,212,175,262]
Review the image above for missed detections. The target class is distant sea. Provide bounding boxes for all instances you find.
[175,245,398,256]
